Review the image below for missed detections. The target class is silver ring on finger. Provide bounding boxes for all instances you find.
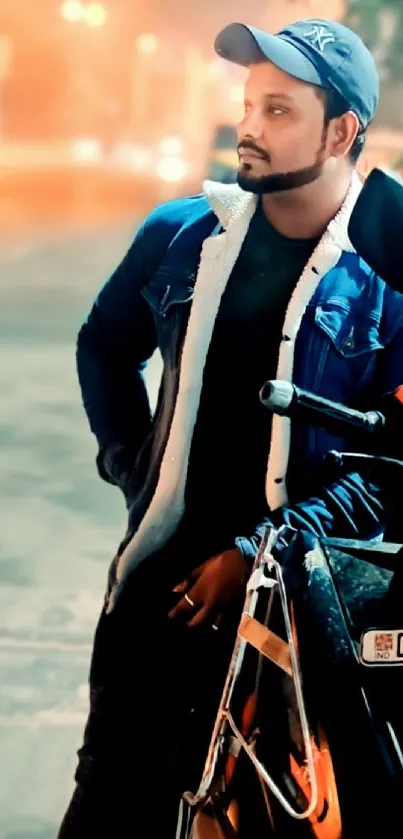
[184,593,195,608]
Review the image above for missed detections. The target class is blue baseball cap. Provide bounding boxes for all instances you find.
[215,19,379,128]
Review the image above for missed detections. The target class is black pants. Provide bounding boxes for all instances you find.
[57,541,242,838]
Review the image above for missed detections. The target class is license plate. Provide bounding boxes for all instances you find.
[360,629,403,666]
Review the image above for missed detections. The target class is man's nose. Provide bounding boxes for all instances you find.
[238,107,265,141]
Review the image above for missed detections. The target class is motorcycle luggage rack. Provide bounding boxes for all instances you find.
[179,525,320,826]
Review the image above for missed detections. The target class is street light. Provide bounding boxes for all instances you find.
[60,0,84,22]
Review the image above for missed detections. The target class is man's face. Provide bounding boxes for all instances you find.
[237,62,330,195]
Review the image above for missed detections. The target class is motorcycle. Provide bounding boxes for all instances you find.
[175,380,403,838]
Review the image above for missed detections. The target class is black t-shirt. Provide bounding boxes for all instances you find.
[184,203,319,550]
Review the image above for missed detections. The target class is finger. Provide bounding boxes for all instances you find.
[168,592,197,621]
[172,565,202,593]
[172,579,190,594]
[187,605,210,629]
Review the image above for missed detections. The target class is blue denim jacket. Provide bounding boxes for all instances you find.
[77,187,403,578]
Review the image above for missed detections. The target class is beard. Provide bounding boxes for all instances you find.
[237,159,325,195]
[237,135,327,195]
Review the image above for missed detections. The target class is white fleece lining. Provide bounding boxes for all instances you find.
[266,172,362,508]
[106,189,257,611]
[107,173,361,612]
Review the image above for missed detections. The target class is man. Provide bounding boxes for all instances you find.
[58,18,403,837]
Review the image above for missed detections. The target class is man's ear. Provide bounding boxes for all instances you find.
[328,111,360,159]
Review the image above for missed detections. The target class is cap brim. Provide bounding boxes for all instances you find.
[215,23,324,88]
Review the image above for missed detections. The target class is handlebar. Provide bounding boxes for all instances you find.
[260,380,403,478]
[260,380,385,440]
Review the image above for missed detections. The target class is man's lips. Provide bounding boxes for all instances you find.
[238,149,267,161]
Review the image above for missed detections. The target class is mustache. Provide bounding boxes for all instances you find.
[237,140,270,162]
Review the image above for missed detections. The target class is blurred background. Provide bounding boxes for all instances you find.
[0,1,402,837]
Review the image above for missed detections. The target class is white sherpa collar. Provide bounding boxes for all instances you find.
[203,180,258,230]
[203,173,361,252]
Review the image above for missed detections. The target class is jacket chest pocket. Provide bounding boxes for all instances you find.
[311,302,385,397]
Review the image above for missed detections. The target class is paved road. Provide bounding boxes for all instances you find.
[0,221,162,838]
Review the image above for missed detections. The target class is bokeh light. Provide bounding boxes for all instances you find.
[135,33,160,55]
[84,3,108,27]
[157,156,188,182]
[60,0,84,23]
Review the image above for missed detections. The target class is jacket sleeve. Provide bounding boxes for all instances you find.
[76,215,159,484]
[235,472,385,565]
[236,319,403,565]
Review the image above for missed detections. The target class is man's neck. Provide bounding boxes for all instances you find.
[261,170,353,240]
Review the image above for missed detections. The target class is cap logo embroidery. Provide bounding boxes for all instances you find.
[304,24,336,52]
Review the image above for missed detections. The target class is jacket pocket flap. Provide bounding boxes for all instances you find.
[315,303,384,358]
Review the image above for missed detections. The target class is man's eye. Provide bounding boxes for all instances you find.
[267,106,286,116]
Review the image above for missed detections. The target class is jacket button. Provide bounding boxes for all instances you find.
[342,327,355,351]
[275,478,284,484]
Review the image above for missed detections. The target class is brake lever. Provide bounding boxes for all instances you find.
[323,450,403,483]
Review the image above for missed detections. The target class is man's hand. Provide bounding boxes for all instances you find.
[168,548,250,629]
